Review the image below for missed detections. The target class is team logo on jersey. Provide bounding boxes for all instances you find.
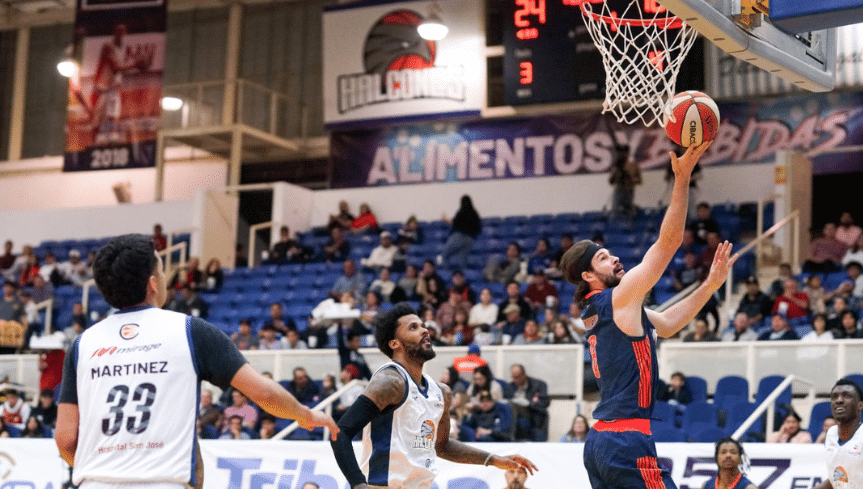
[582,314,598,330]
[833,466,848,483]
[119,323,139,340]
[413,420,435,449]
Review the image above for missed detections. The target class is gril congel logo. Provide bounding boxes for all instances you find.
[337,10,465,113]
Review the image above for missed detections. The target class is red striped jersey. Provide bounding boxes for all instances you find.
[583,288,658,420]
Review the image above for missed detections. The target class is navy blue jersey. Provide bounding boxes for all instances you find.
[704,474,754,489]
[583,288,658,420]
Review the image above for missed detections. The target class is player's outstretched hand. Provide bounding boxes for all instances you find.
[299,409,340,441]
[670,141,711,179]
[704,240,739,291]
[491,454,538,476]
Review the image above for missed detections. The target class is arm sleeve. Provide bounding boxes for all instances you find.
[58,337,80,404]
[189,317,248,390]
[330,395,381,487]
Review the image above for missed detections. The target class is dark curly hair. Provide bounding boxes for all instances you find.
[374,302,418,358]
[93,234,158,310]
[834,377,863,402]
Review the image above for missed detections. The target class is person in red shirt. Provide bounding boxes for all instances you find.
[39,350,65,391]
[152,224,167,252]
[350,203,379,234]
[453,343,488,379]
[772,278,810,319]
[524,269,559,311]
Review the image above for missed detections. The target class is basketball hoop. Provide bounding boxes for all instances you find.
[575,0,698,127]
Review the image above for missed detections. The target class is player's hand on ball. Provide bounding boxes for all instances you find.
[299,409,340,441]
[491,454,538,476]
[670,140,711,178]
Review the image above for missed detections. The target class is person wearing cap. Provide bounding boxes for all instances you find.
[334,364,364,420]
[558,142,734,489]
[453,343,489,380]
[0,388,31,429]
[361,230,397,271]
[758,312,800,341]
[460,390,513,442]
[736,276,773,328]
[61,249,92,286]
[496,304,527,345]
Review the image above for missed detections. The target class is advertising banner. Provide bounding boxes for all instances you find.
[330,91,863,188]
[63,0,167,171]
[10,439,829,489]
[322,0,486,129]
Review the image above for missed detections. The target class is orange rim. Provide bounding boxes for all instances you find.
[576,0,685,29]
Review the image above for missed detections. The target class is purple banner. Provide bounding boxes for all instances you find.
[330,91,863,188]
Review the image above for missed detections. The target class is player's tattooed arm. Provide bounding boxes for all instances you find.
[363,367,406,410]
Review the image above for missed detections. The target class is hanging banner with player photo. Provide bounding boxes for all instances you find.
[63,0,167,172]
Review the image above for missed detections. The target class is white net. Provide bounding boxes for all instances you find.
[578,0,698,127]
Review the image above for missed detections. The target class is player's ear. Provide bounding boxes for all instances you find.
[581,270,594,283]
[388,338,401,353]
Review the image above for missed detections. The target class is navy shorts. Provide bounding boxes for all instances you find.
[583,422,676,489]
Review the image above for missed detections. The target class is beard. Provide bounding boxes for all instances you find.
[599,270,622,288]
[405,340,436,363]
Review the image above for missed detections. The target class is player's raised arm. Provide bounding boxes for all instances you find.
[614,142,711,307]
[330,367,406,489]
[435,384,537,475]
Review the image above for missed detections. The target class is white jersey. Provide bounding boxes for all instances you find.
[361,362,445,489]
[825,422,863,489]
[73,307,198,487]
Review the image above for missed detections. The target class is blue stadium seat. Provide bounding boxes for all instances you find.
[692,427,725,443]
[754,375,791,414]
[686,376,708,403]
[714,376,749,407]
[724,401,761,437]
[682,401,717,431]
[653,427,686,442]
[653,401,675,424]
[808,401,832,440]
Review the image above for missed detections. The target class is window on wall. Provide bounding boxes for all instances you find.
[23,24,73,159]
[0,31,16,161]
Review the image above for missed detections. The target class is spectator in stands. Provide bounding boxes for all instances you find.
[496,304,527,344]
[505,364,549,441]
[397,264,419,300]
[258,415,277,440]
[152,224,167,251]
[7,244,34,283]
[497,282,531,321]
[560,415,590,443]
[567,302,587,342]
[398,215,423,244]
[801,313,833,342]
[20,290,39,341]
[440,366,469,393]
[827,295,850,332]
[361,231,397,271]
[0,241,14,274]
[803,223,848,274]
[350,203,378,234]
[172,257,202,290]
[203,258,224,292]
[609,146,642,220]
[449,270,476,304]
[524,269,558,312]
[219,415,251,440]
[199,389,222,428]
[359,290,383,331]
[511,320,543,345]
[766,411,812,443]
[21,415,46,438]
[0,388,30,430]
[835,310,863,339]
[38,251,61,286]
[815,416,836,444]
[461,390,512,442]
[757,314,800,341]
[484,242,523,285]
[671,251,700,292]
[836,212,861,247]
[546,319,576,344]
[527,238,554,274]
[442,308,472,346]
[390,236,410,273]
[553,234,574,265]
[166,283,208,318]
[369,268,397,303]
[736,276,773,328]
[659,372,693,406]
[682,318,717,342]
[453,343,488,379]
[438,195,482,271]
[436,288,471,332]
[842,261,863,301]
[31,388,57,428]
[334,365,363,420]
[417,259,446,305]
[772,278,809,319]
[330,259,366,299]
[337,326,372,380]
[320,227,351,263]
[539,308,558,335]
[18,253,39,286]
[260,323,289,349]
[842,235,863,267]
[223,390,257,429]
[328,200,354,231]
[63,320,85,345]
[697,231,722,272]
[29,273,54,305]
[688,202,720,246]
[769,263,794,301]
[721,311,758,341]
[264,302,297,335]
[284,329,308,350]
[0,281,26,330]
[467,365,504,410]
[287,367,320,406]
[59,249,90,286]
[234,243,248,268]
[803,274,828,314]
[469,288,498,328]
[269,225,309,264]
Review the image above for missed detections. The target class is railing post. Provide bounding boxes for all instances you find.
[756,198,764,271]
[269,91,278,135]
[792,215,800,273]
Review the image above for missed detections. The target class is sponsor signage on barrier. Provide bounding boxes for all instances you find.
[10,439,828,489]
[322,0,485,129]
[330,91,863,188]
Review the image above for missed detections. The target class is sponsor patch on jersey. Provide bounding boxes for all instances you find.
[413,420,435,449]
[833,466,848,483]
[120,323,139,340]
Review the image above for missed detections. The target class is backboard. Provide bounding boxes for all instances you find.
[657,0,837,92]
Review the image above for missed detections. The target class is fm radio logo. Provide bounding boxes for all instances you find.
[337,10,465,113]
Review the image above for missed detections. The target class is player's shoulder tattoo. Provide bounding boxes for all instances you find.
[364,367,406,408]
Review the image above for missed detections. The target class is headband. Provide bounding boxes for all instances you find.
[575,243,603,281]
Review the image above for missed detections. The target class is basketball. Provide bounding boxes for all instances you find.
[664,91,720,147]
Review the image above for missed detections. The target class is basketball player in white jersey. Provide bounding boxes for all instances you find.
[330,302,536,488]
[815,378,863,489]
[84,24,140,139]
[54,234,338,489]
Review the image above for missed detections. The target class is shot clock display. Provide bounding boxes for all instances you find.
[503,0,671,106]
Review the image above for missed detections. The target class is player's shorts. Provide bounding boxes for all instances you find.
[583,418,677,489]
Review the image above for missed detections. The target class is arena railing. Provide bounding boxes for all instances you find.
[35,298,53,335]
[731,374,815,441]
[273,378,367,441]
